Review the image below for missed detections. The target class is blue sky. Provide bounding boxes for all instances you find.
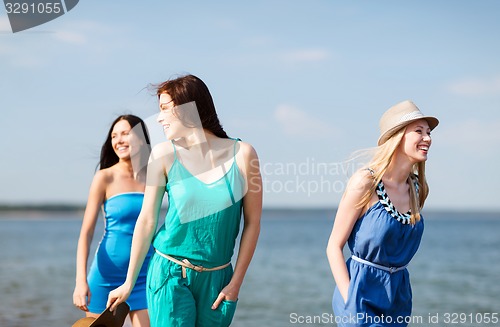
[1,1,500,210]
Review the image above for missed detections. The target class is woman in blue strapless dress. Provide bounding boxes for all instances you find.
[73,115,153,327]
[327,100,439,326]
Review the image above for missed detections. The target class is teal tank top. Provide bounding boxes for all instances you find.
[152,139,244,267]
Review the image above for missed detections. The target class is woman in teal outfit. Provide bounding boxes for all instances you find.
[107,74,263,327]
[73,115,153,327]
[327,100,439,326]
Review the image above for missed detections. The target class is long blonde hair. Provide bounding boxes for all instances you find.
[356,128,429,224]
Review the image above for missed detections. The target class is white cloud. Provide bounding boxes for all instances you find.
[53,30,87,45]
[0,16,11,32]
[281,48,329,64]
[1,20,117,68]
[51,20,115,45]
[228,117,269,130]
[274,104,338,139]
[437,119,500,155]
[447,76,500,96]
[11,55,44,68]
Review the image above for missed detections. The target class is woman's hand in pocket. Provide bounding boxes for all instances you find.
[211,283,239,310]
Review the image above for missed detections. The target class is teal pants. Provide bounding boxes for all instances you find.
[146,253,237,327]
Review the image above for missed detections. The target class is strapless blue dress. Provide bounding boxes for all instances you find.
[87,192,153,313]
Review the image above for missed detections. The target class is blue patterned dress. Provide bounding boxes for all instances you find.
[332,178,424,327]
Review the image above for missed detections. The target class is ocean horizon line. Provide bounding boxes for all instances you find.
[0,203,499,217]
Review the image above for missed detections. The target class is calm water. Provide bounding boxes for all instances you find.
[0,209,499,327]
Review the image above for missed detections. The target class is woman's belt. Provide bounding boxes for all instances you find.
[155,248,230,278]
[351,255,408,274]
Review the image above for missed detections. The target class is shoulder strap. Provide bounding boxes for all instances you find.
[232,138,241,158]
[171,140,178,159]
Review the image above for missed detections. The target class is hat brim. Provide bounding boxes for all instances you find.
[72,303,130,327]
[72,317,96,327]
[91,302,130,327]
[378,116,439,146]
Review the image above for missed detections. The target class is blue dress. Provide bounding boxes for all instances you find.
[332,179,424,327]
[87,192,153,313]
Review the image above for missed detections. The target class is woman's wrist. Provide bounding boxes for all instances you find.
[75,275,87,284]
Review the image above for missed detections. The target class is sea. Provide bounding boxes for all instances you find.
[0,209,499,327]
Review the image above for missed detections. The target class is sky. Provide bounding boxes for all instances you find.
[1,1,500,211]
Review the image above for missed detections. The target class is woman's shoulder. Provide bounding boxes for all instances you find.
[95,166,127,186]
[88,168,112,195]
[232,139,259,176]
[234,140,257,158]
[148,141,176,174]
[346,168,374,194]
[151,140,175,157]
[94,167,113,182]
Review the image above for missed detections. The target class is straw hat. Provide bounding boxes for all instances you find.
[72,302,130,327]
[378,100,439,145]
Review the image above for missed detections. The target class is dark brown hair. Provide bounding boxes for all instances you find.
[155,74,229,138]
[99,115,151,170]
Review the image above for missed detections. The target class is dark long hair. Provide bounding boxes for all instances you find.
[154,74,229,138]
[99,115,151,170]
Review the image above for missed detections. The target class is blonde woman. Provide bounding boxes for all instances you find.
[327,100,439,327]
